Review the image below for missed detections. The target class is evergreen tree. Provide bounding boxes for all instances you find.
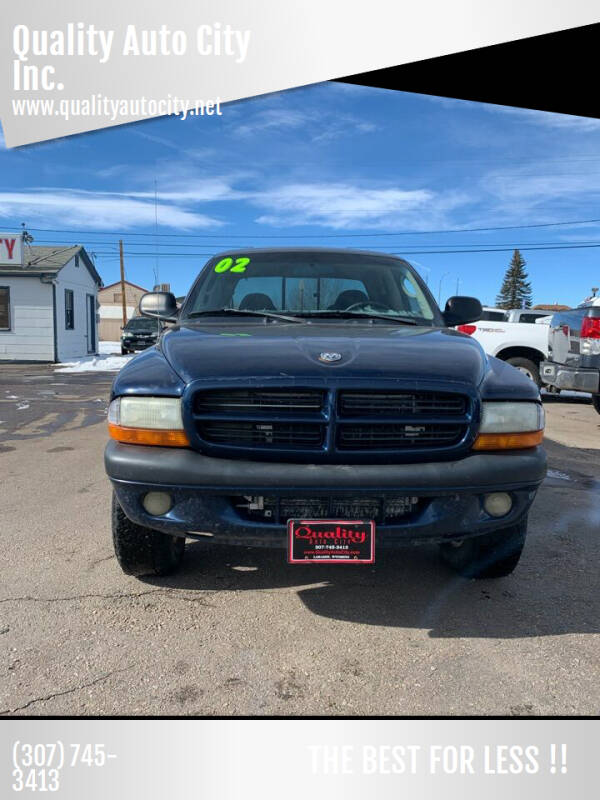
[496,249,532,309]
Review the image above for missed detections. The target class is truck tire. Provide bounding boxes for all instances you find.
[505,356,541,387]
[592,395,600,415]
[121,346,129,355]
[111,493,185,577]
[440,516,527,579]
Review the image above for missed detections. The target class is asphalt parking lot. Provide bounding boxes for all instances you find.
[1,362,599,716]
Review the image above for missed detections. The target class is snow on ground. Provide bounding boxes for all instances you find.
[541,388,591,398]
[99,340,121,354]
[547,469,572,481]
[55,353,133,373]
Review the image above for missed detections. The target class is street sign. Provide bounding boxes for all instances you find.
[0,234,23,266]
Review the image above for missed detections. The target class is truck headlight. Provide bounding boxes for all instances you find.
[108,397,189,447]
[473,401,544,450]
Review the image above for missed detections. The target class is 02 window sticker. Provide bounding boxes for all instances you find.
[214,256,250,274]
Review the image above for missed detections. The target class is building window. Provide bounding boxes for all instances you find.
[65,289,74,329]
[113,292,122,302]
[0,287,10,330]
[74,254,80,268]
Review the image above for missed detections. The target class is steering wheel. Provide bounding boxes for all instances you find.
[345,300,394,313]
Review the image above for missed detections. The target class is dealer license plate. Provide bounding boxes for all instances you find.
[287,519,375,564]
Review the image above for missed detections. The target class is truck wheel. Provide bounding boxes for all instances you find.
[592,395,600,415]
[121,346,129,355]
[440,517,527,579]
[111,493,185,577]
[506,357,541,387]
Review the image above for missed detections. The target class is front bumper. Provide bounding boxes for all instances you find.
[121,338,156,352]
[105,441,546,547]
[541,360,600,393]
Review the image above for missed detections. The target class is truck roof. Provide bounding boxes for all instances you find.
[205,246,411,260]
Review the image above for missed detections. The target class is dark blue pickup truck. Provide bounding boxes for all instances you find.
[105,248,546,579]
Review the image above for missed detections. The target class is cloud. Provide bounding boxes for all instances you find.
[128,127,219,165]
[486,168,600,205]
[130,129,181,150]
[252,182,467,229]
[482,104,600,131]
[419,92,600,131]
[123,179,239,203]
[235,108,312,136]
[231,103,377,142]
[0,189,223,230]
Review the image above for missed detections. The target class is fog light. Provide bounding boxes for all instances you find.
[483,492,512,518]
[143,492,173,516]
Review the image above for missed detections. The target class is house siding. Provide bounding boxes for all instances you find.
[0,276,54,361]
[98,281,148,341]
[55,255,99,361]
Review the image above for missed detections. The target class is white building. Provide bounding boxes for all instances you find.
[0,244,102,362]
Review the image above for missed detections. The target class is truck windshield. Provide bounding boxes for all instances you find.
[125,318,159,330]
[182,252,439,324]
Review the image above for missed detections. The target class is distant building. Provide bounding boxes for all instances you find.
[532,304,571,312]
[0,243,102,362]
[98,280,149,341]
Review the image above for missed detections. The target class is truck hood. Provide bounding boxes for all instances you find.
[159,321,488,388]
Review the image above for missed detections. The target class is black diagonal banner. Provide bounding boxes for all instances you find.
[336,22,600,119]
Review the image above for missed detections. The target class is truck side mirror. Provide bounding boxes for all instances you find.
[139,291,178,322]
[443,296,483,327]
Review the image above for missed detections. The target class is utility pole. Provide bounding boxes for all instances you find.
[119,240,127,327]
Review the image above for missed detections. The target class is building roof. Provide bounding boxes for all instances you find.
[100,279,150,293]
[0,244,102,286]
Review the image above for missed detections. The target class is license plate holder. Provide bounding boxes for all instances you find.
[287,519,375,564]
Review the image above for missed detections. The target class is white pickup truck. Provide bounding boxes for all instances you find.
[457,310,549,386]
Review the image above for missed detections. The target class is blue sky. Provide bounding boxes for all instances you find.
[1,82,600,307]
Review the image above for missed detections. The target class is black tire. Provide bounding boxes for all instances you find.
[592,395,600,415]
[111,493,185,577]
[506,356,541,387]
[440,516,527,579]
[121,346,129,355]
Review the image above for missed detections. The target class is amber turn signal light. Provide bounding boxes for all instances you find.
[472,430,543,451]
[108,423,190,447]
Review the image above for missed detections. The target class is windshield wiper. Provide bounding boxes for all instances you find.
[186,308,304,324]
[290,311,419,325]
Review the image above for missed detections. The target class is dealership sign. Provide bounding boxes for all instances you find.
[0,234,23,266]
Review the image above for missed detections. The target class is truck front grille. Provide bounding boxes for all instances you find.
[190,386,472,460]
[232,494,423,524]
[338,423,465,450]
[195,388,325,414]
[199,421,324,448]
[339,390,466,416]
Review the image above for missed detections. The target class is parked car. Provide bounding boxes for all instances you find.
[104,248,546,580]
[479,306,506,321]
[478,307,552,324]
[504,309,552,324]
[456,316,549,387]
[540,300,600,414]
[120,316,163,355]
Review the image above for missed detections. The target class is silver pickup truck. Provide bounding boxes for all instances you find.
[540,300,600,414]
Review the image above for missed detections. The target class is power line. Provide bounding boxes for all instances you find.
[30,237,600,249]
[14,216,600,240]
[85,242,600,257]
